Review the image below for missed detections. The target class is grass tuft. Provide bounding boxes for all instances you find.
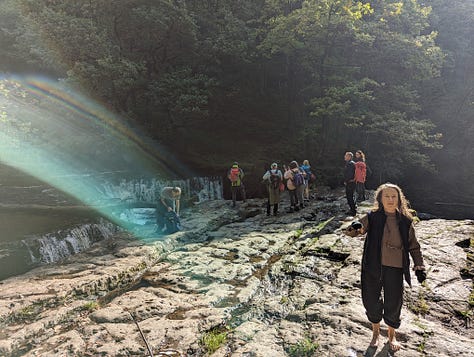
[201,327,228,355]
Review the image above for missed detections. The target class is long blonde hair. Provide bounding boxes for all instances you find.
[372,183,413,219]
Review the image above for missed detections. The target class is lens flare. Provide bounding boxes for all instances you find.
[0,75,190,236]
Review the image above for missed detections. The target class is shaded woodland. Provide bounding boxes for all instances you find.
[0,0,473,217]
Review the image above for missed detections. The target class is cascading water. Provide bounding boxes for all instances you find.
[21,220,119,264]
[0,175,223,281]
[0,219,119,281]
[98,176,223,205]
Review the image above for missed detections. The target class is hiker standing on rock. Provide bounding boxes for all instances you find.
[343,151,357,216]
[354,150,368,202]
[263,162,283,216]
[227,162,246,207]
[284,161,305,212]
[300,159,313,201]
[344,183,427,353]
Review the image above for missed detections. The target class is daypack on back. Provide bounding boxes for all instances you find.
[301,165,311,178]
[269,170,281,189]
[229,167,240,183]
[354,161,367,183]
[292,170,304,186]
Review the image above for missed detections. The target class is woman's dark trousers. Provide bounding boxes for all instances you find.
[361,266,404,328]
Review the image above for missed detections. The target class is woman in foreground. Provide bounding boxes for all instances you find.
[345,183,427,352]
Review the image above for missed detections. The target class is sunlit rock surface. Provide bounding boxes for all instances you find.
[0,188,472,356]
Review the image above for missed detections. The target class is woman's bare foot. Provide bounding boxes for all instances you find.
[370,322,380,347]
[388,326,401,352]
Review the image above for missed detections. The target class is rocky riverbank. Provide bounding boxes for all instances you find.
[0,187,473,356]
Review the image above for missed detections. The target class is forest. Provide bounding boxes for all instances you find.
[0,0,473,218]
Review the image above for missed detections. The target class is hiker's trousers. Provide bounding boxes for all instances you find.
[345,181,356,212]
[361,265,404,329]
[231,184,246,205]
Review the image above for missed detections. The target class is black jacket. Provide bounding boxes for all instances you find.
[344,160,355,183]
[362,211,413,286]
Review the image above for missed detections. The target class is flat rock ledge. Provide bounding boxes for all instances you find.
[0,188,473,356]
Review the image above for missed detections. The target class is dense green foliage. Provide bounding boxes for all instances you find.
[1,0,473,216]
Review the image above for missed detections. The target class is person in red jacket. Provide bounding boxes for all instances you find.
[354,150,367,202]
[227,162,246,207]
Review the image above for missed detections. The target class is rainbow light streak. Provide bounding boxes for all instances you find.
[0,75,186,237]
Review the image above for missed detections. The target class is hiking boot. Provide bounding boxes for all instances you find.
[300,204,304,209]
[294,206,300,212]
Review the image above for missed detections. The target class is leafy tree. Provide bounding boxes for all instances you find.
[7,0,467,211]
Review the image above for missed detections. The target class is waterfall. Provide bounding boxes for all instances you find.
[21,220,119,265]
[0,175,224,280]
[98,176,223,204]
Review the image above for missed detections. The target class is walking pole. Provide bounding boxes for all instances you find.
[129,311,154,357]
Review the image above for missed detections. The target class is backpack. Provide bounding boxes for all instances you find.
[269,170,281,189]
[354,161,367,183]
[164,210,181,234]
[301,165,311,178]
[292,170,304,186]
[229,167,240,183]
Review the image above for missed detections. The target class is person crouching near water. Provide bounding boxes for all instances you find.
[155,186,181,233]
[344,183,427,352]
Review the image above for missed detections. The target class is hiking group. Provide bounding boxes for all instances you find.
[228,152,367,218]
[228,160,315,215]
[152,151,367,233]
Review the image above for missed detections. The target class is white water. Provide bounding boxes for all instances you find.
[1,175,223,278]
[22,220,118,264]
[98,176,223,204]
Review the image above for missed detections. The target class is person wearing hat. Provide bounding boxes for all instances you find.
[262,162,283,216]
[227,162,246,207]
